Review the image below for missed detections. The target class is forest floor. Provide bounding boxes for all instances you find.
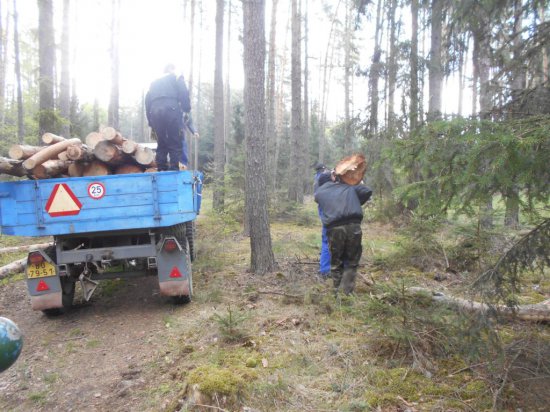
[0,195,549,412]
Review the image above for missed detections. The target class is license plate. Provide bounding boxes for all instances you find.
[27,261,56,279]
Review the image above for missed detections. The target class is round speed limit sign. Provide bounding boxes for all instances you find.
[88,182,106,199]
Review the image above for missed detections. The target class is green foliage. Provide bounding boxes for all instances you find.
[365,281,499,366]
[392,116,550,219]
[475,218,550,306]
[212,305,249,343]
[187,365,246,397]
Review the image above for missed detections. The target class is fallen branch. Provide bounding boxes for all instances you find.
[0,258,26,279]
[408,287,550,322]
[0,242,52,254]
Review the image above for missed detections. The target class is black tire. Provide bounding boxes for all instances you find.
[185,220,196,262]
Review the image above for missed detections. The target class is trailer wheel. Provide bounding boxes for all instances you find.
[41,247,75,316]
[185,221,196,262]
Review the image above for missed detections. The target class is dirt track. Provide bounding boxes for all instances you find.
[0,275,191,411]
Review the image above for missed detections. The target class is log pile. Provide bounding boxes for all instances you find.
[0,127,157,180]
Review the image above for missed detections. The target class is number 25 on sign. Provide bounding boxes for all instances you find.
[88,182,106,200]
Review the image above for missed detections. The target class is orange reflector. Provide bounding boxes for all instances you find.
[163,239,178,252]
[29,252,45,265]
[36,280,50,292]
[169,267,182,278]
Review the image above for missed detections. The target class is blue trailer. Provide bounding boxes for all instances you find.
[0,170,202,314]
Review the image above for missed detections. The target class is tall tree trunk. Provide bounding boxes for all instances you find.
[188,0,195,97]
[213,0,225,212]
[242,0,276,275]
[343,0,352,150]
[387,0,397,132]
[458,34,468,116]
[108,0,120,129]
[504,0,523,229]
[224,0,232,165]
[288,0,303,203]
[410,0,419,132]
[38,0,55,137]
[541,4,548,84]
[368,0,383,136]
[319,1,341,163]
[427,0,443,121]
[266,0,279,189]
[0,1,5,124]
[303,0,310,193]
[14,0,24,142]
[59,0,70,138]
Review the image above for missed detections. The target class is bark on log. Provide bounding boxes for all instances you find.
[66,144,94,161]
[0,242,53,254]
[68,162,85,177]
[114,164,143,174]
[32,160,70,179]
[0,157,28,177]
[85,132,105,149]
[8,144,43,160]
[82,160,110,176]
[0,258,26,279]
[22,138,82,170]
[42,133,66,145]
[408,287,550,322]
[93,140,130,165]
[101,126,126,145]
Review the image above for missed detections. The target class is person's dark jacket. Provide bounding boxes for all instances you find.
[314,173,372,228]
[145,73,191,126]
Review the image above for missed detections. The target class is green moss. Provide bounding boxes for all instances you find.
[187,365,246,396]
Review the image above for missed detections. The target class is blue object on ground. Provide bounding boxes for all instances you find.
[0,317,23,373]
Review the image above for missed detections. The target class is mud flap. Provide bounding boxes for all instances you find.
[27,277,63,311]
[156,237,191,298]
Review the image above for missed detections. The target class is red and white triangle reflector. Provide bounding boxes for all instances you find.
[169,267,182,278]
[36,280,50,292]
[45,183,83,217]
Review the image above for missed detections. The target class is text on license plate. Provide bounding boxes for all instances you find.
[27,262,56,278]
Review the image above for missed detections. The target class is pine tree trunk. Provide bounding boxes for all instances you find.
[427,0,443,121]
[38,0,55,137]
[224,0,232,166]
[242,0,276,275]
[266,0,279,188]
[368,0,383,136]
[213,0,225,212]
[343,0,352,151]
[410,0,419,132]
[108,0,120,129]
[0,2,5,124]
[14,0,24,142]
[288,0,303,203]
[59,0,71,138]
[387,0,397,131]
[303,0,310,194]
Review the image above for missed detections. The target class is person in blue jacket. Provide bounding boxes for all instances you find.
[145,64,191,171]
[313,162,331,279]
[314,170,372,295]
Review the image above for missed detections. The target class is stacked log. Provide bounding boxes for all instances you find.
[0,128,159,180]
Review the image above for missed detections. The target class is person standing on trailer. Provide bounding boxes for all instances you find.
[146,63,191,171]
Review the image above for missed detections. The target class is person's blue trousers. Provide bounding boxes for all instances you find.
[320,225,331,274]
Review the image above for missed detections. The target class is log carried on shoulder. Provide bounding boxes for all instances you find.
[22,137,82,170]
[8,144,43,160]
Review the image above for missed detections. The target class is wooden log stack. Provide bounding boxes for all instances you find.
[1,127,158,180]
